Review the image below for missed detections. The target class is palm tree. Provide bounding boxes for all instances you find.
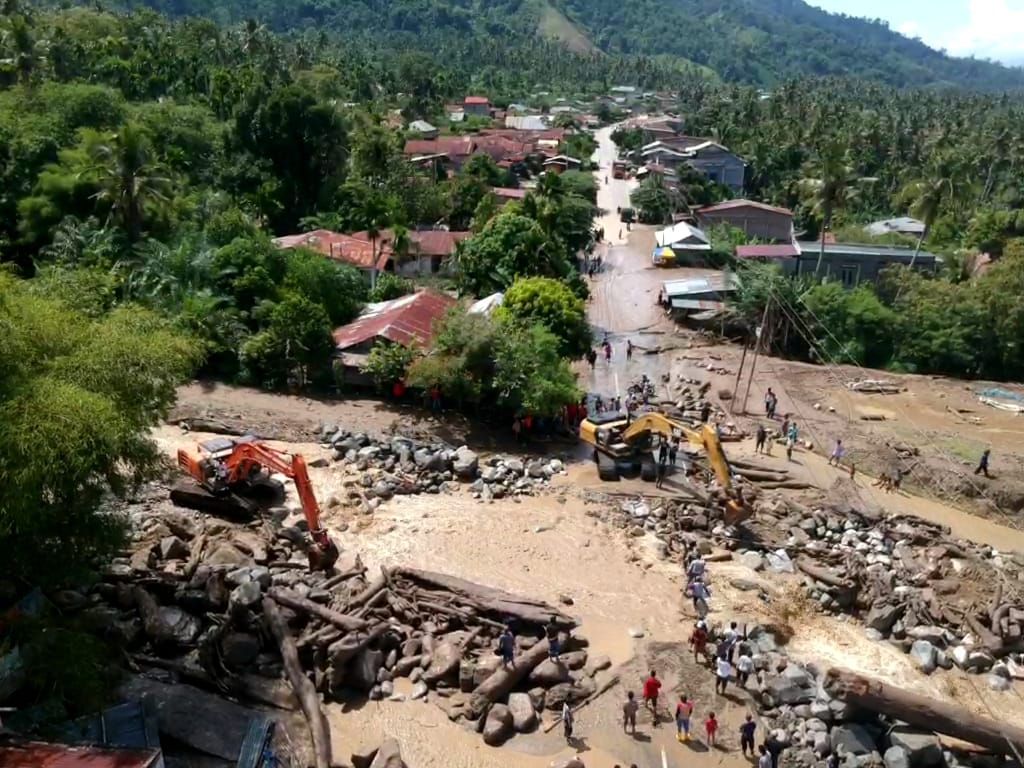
[900,152,973,267]
[799,141,870,276]
[0,13,46,86]
[87,123,171,243]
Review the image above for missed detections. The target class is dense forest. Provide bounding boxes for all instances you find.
[83,0,1024,90]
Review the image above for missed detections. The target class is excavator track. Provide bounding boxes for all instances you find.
[169,478,259,520]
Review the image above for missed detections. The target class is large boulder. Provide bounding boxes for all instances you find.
[220,632,260,668]
[368,737,406,768]
[888,728,941,768]
[528,658,571,687]
[508,692,538,733]
[483,704,514,746]
[423,641,461,685]
[765,665,816,705]
[549,759,586,768]
[153,606,201,646]
[830,724,878,756]
[452,447,479,479]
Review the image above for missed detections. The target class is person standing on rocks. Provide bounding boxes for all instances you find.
[498,624,516,667]
[642,670,662,723]
[690,620,710,664]
[546,616,561,661]
[715,655,732,695]
[740,714,757,757]
[755,424,767,455]
[674,694,694,742]
[735,646,754,688]
[622,691,639,735]
[686,554,706,582]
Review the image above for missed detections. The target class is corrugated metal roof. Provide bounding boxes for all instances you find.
[671,298,724,311]
[865,217,925,236]
[698,199,792,217]
[795,242,937,260]
[0,742,162,768]
[656,222,710,249]
[60,702,158,751]
[505,115,548,131]
[464,96,490,105]
[273,230,392,271]
[663,272,740,298]
[736,244,800,259]
[332,290,457,351]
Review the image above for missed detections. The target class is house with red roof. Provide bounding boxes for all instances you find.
[348,229,472,277]
[696,199,793,243]
[463,95,491,118]
[272,229,392,275]
[332,290,457,384]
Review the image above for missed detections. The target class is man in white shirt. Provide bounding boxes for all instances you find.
[715,656,732,695]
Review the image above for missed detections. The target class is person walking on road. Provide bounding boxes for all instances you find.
[603,341,612,363]
[587,348,597,369]
[675,695,694,742]
[755,424,767,455]
[690,621,710,664]
[626,339,634,361]
[740,715,757,758]
[689,579,711,618]
[736,647,754,688]
[975,448,992,478]
[623,691,639,734]
[705,711,719,748]
[764,388,777,419]
[715,656,732,695]
[669,439,678,466]
[655,458,668,489]
[562,701,574,742]
[828,439,845,467]
[643,670,662,724]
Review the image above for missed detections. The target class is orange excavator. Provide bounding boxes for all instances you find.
[173,436,339,571]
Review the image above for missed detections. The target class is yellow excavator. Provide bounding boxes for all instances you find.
[579,411,750,524]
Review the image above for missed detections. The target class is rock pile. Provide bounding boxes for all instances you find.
[319,425,565,502]
[86,499,591,755]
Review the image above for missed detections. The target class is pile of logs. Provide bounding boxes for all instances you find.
[84,498,600,763]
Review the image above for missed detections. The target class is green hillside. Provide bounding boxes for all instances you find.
[108,0,1024,90]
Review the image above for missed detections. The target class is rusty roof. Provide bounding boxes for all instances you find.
[464,96,490,105]
[273,230,392,271]
[735,244,800,259]
[492,187,527,200]
[348,229,470,258]
[698,199,792,217]
[403,137,476,157]
[0,742,161,768]
[332,290,457,351]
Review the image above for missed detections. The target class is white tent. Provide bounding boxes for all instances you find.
[655,222,711,250]
[468,292,504,316]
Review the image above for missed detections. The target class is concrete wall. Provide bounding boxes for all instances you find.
[697,208,792,242]
[795,251,936,287]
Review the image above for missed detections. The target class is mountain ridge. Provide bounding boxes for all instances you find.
[110,0,1024,90]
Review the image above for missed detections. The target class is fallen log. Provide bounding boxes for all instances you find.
[466,638,551,719]
[268,587,368,632]
[326,622,390,667]
[345,571,388,612]
[322,557,366,591]
[824,668,1024,755]
[391,567,575,628]
[184,533,208,580]
[755,480,813,491]
[132,654,297,710]
[542,673,621,733]
[263,598,332,768]
[796,558,858,605]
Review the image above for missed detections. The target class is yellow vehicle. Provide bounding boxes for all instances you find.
[579,411,750,523]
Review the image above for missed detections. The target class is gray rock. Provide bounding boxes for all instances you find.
[159,535,189,561]
[549,759,585,768]
[228,581,262,611]
[830,724,878,755]
[865,603,903,635]
[508,692,538,732]
[528,658,571,686]
[766,665,816,705]
[452,446,479,479]
[155,606,201,646]
[740,551,765,571]
[889,728,942,767]
[909,640,937,674]
[205,543,249,567]
[423,641,461,685]
[628,627,645,638]
[731,578,762,592]
[586,655,612,674]
[411,681,429,700]
[884,747,910,768]
[350,648,385,692]
[748,625,780,653]
[813,732,832,757]
[988,674,1012,691]
[526,461,549,479]
[865,628,884,642]
[504,458,524,474]
[369,737,405,768]
[483,703,514,746]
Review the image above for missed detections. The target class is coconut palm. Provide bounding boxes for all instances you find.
[87,123,172,243]
[900,151,974,266]
[799,141,872,276]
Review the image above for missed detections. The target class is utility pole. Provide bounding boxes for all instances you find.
[729,344,748,415]
[741,297,771,415]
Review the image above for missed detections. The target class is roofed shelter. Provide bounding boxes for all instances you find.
[697,199,793,242]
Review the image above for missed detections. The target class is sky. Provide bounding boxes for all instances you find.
[807,0,1024,66]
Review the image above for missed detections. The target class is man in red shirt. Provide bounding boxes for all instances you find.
[642,670,662,724]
